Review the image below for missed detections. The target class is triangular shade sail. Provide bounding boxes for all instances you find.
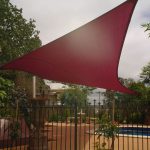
[1,0,138,94]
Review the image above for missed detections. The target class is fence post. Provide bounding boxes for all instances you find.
[112,93,116,150]
[112,96,115,122]
[74,97,78,150]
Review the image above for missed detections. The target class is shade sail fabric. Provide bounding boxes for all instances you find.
[1,0,138,94]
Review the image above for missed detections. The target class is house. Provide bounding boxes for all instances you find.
[87,88,105,105]
[44,80,69,105]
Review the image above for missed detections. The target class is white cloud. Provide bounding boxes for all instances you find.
[11,0,124,43]
[118,0,150,80]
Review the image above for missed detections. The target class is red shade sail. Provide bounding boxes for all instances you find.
[1,0,138,94]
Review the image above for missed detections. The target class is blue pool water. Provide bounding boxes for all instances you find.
[119,127,150,137]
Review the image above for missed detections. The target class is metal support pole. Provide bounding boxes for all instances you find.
[98,91,101,104]
[112,93,115,150]
[33,76,36,98]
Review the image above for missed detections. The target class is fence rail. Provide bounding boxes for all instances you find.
[0,100,150,150]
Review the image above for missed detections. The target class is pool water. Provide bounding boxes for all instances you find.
[119,127,150,137]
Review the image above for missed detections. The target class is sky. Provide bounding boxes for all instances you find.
[10,0,150,80]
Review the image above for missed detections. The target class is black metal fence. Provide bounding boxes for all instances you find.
[0,100,150,150]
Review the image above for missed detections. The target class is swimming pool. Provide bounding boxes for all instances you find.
[119,127,150,137]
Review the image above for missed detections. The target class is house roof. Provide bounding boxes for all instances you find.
[44,80,69,90]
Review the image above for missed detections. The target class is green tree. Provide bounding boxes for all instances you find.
[140,62,150,85]
[142,22,150,84]
[0,76,14,117]
[0,0,41,64]
[142,23,150,37]
[102,77,150,124]
[96,114,119,150]
[115,81,150,124]
[0,0,42,97]
[103,90,114,108]
[59,87,87,107]
[0,76,30,119]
